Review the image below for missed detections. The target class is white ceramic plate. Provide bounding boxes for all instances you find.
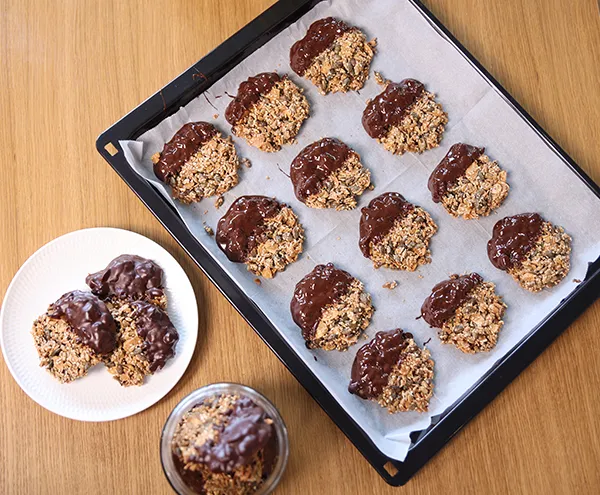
[0,228,198,421]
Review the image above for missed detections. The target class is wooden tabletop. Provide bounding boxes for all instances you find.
[1,0,599,493]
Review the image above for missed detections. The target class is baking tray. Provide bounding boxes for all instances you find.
[96,0,600,485]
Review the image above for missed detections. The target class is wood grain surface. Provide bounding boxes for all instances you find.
[1,0,599,493]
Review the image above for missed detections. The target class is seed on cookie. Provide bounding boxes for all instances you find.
[290,17,376,95]
[290,263,374,351]
[225,72,310,152]
[151,121,239,204]
[103,300,179,387]
[362,79,448,155]
[488,213,572,292]
[428,143,509,219]
[216,196,304,278]
[359,192,438,270]
[290,137,371,210]
[86,254,167,310]
[348,329,434,413]
[421,273,506,353]
[31,290,117,383]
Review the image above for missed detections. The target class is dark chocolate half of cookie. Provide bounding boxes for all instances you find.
[487,213,544,271]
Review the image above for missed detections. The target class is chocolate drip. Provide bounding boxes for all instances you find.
[216,196,282,263]
[289,17,352,76]
[488,213,544,270]
[290,263,354,339]
[362,79,425,139]
[154,122,217,182]
[86,254,164,303]
[131,301,178,372]
[198,397,274,474]
[428,143,484,203]
[348,329,412,399]
[173,453,206,494]
[421,273,483,328]
[359,192,415,257]
[225,73,282,125]
[290,137,351,201]
[48,290,117,355]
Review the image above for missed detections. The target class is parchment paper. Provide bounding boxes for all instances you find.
[120,0,600,461]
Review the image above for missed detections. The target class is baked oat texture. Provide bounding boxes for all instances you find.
[307,279,374,351]
[231,77,310,152]
[151,133,239,204]
[304,151,371,210]
[378,90,448,155]
[377,337,434,413]
[103,292,168,312]
[31,314,100,383]
[302,30,376,95]
[368,207,438,271]
[440,154,510,219]
[509,221,572,292]
[438,281,506,353]
[245,206,305,278]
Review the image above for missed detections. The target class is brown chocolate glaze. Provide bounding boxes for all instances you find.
[196,397,274,474]
[225,72,282,125]
[154,122,217,182]
[48,290,117,355]
[421,273,483,328]
[488,213,544,271]
[289,17,352,76]
[348,329,412,399]
[290,263,354,340]
[131,301,178,372]
[428,143,484,203]
[290,137,351,201]
[86,254,164,303]
[362,79,425,139]
[173,453,206,494]
[359,192,415,257]
[216,196,282,263]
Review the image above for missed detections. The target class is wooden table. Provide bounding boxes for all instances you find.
[1,0,599,493]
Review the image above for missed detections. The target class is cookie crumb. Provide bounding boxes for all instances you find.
[241,158,252,168]
[573,278,581,283]
[214,196,224,209]
[204,225,214,236]
[266,176,270,180]
[254,278,262,285]
[382,281,398,290]
[213,114,219,119]
[374,71,387,85]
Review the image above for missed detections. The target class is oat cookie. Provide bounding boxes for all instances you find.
[172,394,276,495]
[290,137,371,210]
[348,329,434,413]
[290,263,374,351]
[103,300,178,386]
[488,213,571,292]
[216,196,304,278]
[421,273,506,353]
[290,17,376,95]
[225,72,309,152]
[31,290,117,383]
[152,122,239,204]
[362,79,448,155]
[429,143,509,219]
[359,192,438,270]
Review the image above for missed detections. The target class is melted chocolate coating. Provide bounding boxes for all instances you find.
[198,397,274,474]
[428,143,484,203]
[289,17,352,76]
[421,273,483,328]
[154,122,217,182]
[348,329,412,399]
[48,290,117,355]
[359,192,415,257]
[290,263,354,340]
[131,301,178,372]
[86,254,164,303]
[173,453,206,494]
[225,73,282,126]
[290,137,351,201]
[487,213,544,271]
[216,196,282,263]
[362,79,425,139]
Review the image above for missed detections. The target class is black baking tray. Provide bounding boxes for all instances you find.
[96,0,600,486]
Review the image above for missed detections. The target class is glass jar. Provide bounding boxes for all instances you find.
[160,383,289,495]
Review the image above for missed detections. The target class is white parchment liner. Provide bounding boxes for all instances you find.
[120,0,600,461]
